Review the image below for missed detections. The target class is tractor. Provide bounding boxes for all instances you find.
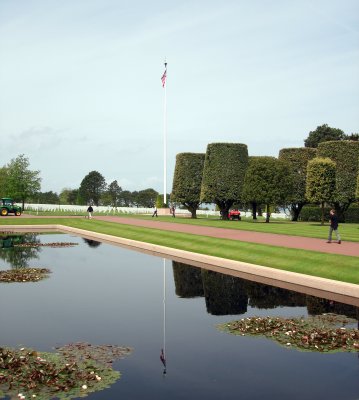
[1,198,22,216]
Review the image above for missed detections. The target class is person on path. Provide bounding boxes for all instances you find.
[152,206,158,217]
[327,209,341,244]
[87,205,93,219]
[171,205,175,218]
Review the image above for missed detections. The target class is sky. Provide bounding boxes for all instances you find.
[0,0,358,194]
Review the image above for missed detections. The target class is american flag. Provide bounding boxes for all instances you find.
[161,68,167,88]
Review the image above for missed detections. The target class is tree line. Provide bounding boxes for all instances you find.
[1,124,358,219]
[171,124,359,222]
[0,159,159,208]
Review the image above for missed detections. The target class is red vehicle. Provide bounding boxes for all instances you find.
[228,209,241,221]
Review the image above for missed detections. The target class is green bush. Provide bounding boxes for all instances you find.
[300,205,359,223]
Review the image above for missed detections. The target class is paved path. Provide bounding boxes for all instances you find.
[94,216,359,257]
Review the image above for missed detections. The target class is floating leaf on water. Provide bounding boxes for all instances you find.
[217,314,359,353]
[0,268,51,283]
[0,343,132,399]
[14,242,78,248]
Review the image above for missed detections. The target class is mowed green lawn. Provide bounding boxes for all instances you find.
[24,211,359,242]
[1,216,358,284]
[122,214,359,242]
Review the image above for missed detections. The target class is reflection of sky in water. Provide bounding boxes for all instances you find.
[0,233,358,400]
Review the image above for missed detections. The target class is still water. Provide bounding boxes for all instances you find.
[0,233,358,399]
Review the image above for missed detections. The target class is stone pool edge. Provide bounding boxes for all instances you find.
[4,224,359,305]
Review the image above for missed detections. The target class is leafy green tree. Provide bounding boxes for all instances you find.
[107,180,122,207]
[171,153,205,218]
[306,157,336,225]
[79,171,107,206]
[317,140,359,220]
[5,154,41,209]
[304,124,345,148]
[278,147,317,221]
[0,166,9,196]
[136,188,158,208]
[201,143,248,220]
[242,157,292,223]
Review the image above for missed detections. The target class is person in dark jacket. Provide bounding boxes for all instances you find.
[327,209,341,244]
[87,205,93,219]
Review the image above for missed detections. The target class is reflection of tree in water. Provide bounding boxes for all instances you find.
[306,296,359,320]
[172,261,204,298]
[245,281,306,309]
[171,261,359,322]
[201,270,248,315]
[0,233,41,268]
[82,238,102,248]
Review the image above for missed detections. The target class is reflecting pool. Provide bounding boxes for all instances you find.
[0,233,358,399]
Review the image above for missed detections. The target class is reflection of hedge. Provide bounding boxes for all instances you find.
[172,261,204,298]
[201,270,248,315]
[200,143,248,204]
[306,296,359,319]
[244,281,306,309]
[300,205,359,222]
[317,141,359,205]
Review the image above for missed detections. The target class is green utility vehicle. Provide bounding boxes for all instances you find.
[1,198,22,216]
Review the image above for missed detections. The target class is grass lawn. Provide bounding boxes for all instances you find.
[24,211,359,242]
[1,217,358,284]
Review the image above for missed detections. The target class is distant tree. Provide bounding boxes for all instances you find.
[201,143,248,220]
[356,158,359,199]
[59,188,71,204]
[79,171,107,206]
[29,191,59,204]
[171,153,205,218]
[119,190,132,206]
[5,154,41,209]
[242,157,292,223]
[346,133,359,141]
[304,124,345,148]
[107,180,122,207]
[317,140,359,220]
[155,193,170,208]
[136,188,158,208]
[68,189,79,205]
[278,147,317,221]
[306,157,336,225]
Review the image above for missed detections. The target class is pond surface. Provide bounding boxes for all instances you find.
[0,233,358,400]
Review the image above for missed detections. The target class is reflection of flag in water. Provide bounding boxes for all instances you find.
[161,68,167,87]
[160,348,166,367]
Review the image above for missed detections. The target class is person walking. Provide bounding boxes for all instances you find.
[87,205,93,219]
[152,206,158,217]
[171,205,175,218]
[327,209,341,244]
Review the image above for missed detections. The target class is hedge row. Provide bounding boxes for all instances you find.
[299,205,359,223]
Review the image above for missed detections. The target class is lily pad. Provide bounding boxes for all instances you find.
[217,314,359,353]
[0,343,132,399]
[14,242,78,248]
[0,268,51,283]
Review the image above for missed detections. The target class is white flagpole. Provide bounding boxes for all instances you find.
[163,61,167,205]
[163,258,166,373]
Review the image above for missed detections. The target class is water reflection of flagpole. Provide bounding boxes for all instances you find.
[160,258,167,374]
